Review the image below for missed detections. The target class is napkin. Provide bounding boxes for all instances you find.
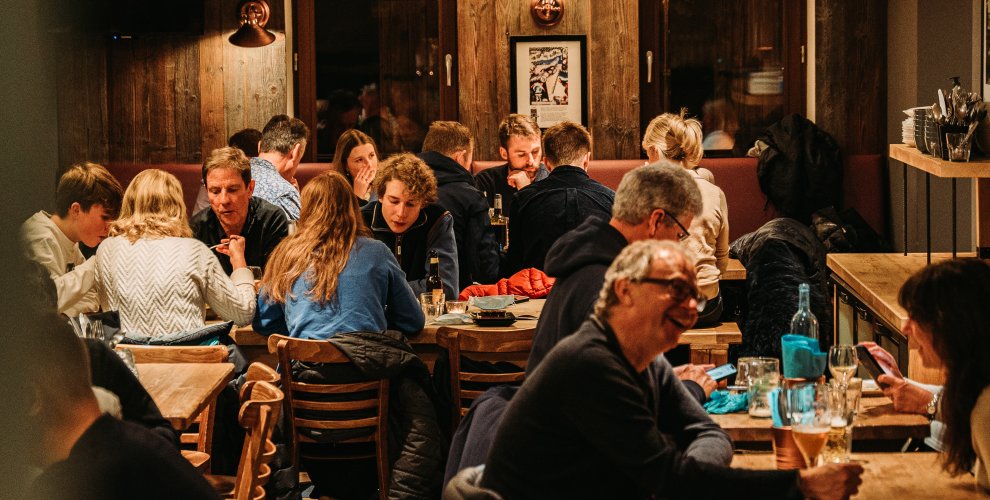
[780,334,827,379]
[704,390,749,414]
[469,295,515,310]
[432,313,474,325]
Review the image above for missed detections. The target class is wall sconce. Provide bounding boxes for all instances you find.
[229,0,276,48]
[531,0,564,27]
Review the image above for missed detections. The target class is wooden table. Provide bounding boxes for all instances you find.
[137,362,234,430]
[724,258,746,281]
[732,451,985,498]
[711,396,930,443]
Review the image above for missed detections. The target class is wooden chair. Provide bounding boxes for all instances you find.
[434,326,533,429]
[118,344,228,471]
[239,362,280,402]
[267,334,390,500]
[206,380,283,500]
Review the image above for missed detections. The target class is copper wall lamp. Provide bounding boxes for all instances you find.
[229,0,276,47]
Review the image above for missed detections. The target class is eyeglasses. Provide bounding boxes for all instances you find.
[636,277,707,312]
[667,212,690,241]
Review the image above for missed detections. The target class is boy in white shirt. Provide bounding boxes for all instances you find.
[21,162,123,316]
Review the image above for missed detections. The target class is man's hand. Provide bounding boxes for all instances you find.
[859,341,902,378]
[673,363,717,397]
[798,463,864,500]
[877,374,933,415]
[507,170,532,190]
[221,235,248,270]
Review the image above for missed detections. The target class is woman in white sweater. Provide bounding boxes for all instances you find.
[643,110,729,327]
[96,168,255,338]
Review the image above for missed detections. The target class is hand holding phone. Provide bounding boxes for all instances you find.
[855,345,890,388]
[705,363,737,382]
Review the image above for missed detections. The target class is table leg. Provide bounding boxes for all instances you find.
[903,162,908,256]
[925,172,931,264]
[197,402,217,471]
[951,178,957,258]
[978,178,990,258]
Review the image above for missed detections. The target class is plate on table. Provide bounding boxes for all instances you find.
[471,311,517,327]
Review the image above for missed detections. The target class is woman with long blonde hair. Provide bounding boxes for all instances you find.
[643,110,729,328]
[95,168,256,338]
[254,171,423,339]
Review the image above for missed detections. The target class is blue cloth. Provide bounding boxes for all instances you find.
[781,334,827,378]
[704,390,749,414]
[253,237,425,339]
[250,157,301,220]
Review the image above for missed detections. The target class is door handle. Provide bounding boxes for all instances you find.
[445,54,453,87]
[646,51,653,83]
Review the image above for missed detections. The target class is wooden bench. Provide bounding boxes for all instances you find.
[678,321,742,366]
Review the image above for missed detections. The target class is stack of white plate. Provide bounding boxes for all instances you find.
[902,117,916,147]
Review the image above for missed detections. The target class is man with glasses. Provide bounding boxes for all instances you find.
[481,240,864,500]
[528,161,716,402]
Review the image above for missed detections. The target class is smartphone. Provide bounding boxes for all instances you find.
[706,363,737,382]
[855,345,889,388]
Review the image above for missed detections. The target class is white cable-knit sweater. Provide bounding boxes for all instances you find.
[96,236,256,337]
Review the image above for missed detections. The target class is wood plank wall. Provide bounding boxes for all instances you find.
[815,0,887,155]
[54,0,288,172]
[457,0,640,160]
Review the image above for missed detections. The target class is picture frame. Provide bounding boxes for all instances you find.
[509,35,587,128]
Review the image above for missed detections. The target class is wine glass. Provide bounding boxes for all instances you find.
[788,382,832,468]
[828,345,858,388]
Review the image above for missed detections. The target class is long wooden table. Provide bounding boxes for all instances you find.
[711,395,930,443]
[732,451,985,498]
[137,362,234,430]
[231,298,743,367]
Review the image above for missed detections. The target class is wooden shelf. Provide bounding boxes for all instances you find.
[889,143,990,178]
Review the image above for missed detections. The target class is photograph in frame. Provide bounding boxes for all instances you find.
[510,35,587,128]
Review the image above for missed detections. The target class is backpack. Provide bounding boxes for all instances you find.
[756,114,842,224]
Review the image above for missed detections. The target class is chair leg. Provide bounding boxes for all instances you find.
[376,437,388,500]
[198,402,217,472]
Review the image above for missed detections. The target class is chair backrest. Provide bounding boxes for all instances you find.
[231,380,283,500]
[266,334,390,472]
[118,345,228,363]
[240,362,281,402]
[435,327,533,429]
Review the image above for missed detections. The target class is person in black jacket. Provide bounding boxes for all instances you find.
[482,240,864,500]
[505,121,614,274]
[418,121,500,287]
[473,114,548,213]
[24,315,219,500]
[528,161,715,403]
[362,153,459,298]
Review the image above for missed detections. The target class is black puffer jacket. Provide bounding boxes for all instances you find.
[298,331,448,500]
[729,218,832,361]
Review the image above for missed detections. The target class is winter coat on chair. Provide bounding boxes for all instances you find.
[729,218,832,362]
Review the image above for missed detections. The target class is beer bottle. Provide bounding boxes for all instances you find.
[426,250,444,302]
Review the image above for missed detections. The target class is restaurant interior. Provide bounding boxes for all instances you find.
[2,0,990,498]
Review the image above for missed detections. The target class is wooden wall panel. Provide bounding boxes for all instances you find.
[457,1,500,158]
[589,0,639,159]
[56,35,109,173]
[200,0,227,158]
[816,0,886,155]
[174,39,203,163]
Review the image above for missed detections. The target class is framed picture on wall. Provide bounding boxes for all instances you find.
[509,35,587,128]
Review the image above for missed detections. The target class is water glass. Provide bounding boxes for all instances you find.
[419,292,445,323]
[746,358,780,418]
[736,356,764,389]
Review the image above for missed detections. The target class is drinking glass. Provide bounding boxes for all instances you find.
[822,380,858,463]
[828,345,858,388]
[746,358,780,418]
[445,300,468,314]
[788,382,832,467]
[419,292,445,323]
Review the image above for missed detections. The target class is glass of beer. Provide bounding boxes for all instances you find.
[822,378,862,463]
[788,382,832,467]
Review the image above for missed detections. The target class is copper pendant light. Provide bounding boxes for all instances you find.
[229,0,276,48]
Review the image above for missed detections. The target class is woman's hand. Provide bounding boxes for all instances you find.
[877,375,933,415]
[353,164,376,200]
[859,341,903,378]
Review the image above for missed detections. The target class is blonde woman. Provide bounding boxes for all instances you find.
[254,171,423,339]
[643,110,729,327]
[95,169,256,338]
